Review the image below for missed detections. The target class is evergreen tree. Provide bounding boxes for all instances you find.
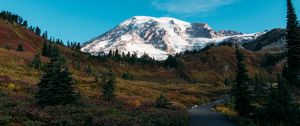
[130,53,138,63]
[48,42,54,56]
[28,26,34,32]
[41,42,49,57]
[73,58,81,71]
[286,0,300,86]
[41,42,60,58]
[122,72,134,80]
[49,43,60,58]
[108,50,113,58]
[102,69,116,101]
[42,31,48,39]
[84,65,93,75]
[164,55,178,68]
[35,51,76,106]
[35,27,41,36]
[16,42,24,52]
[232,46,252,117]
[250,73,268,116]
[17,17,23,25]
[223,78,231,86]
[155,94,171,108]
[67,41,71,47]
[115,49,120,58]
[22,20,28,28]
[30,53,42,70]
[126,52,131,58]
[121,52,126,58]
[75,43,81,50]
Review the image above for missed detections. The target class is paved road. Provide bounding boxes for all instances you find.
[188,99,236,126]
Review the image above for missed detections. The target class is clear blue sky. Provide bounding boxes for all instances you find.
[0,0,299,43]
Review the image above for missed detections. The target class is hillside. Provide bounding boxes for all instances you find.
[243,28,286,52]
[0,20,44,52]
[177,46,282,84]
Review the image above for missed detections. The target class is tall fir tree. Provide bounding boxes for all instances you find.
[164,55,178,68]
[232,46,252,117]
[48,42,60,58]
[16,42,24,52]
[41,42,48,57]
[115,49,120,59]
[85,64,93,75]
[108,50,113,58]
[35,48,76,106]
[35,26,41,36]
[22,20,28,28]
[48,42,54,57]
[102,69,116,101]
[286,0,300,86]
[75,42,81,50]
[30,53,42,70]
[263,2,300,124]
[42,31,48,39]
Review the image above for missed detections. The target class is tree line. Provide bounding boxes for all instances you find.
[91,49,179,68]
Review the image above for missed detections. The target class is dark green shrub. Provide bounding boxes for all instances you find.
[23,119,44,126]
[143,111,189,126]
[51,119,77,126]
[102,70,116,101]
[16,42,24,52]
[0,116,12,126]
[231,116,256,126]
[122,72,134,80]
[155,94,171,108]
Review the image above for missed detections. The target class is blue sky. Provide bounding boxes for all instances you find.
[0,0,299,43]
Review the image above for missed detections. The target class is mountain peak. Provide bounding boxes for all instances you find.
[120,16,191,28]
[131,16,189,24]
[82,16,262,60]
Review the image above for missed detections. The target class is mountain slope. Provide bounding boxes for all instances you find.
[176,46,282,85]
[82,16,262,60]
[243,28,286,52]
[0,20,44,52]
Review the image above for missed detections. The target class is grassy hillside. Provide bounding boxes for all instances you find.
[0,20,44,53]
[177,46,282,85]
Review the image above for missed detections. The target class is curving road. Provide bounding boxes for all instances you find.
[189,99,236,126]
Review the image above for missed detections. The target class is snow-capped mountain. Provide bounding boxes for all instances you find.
[82,16,263,60]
